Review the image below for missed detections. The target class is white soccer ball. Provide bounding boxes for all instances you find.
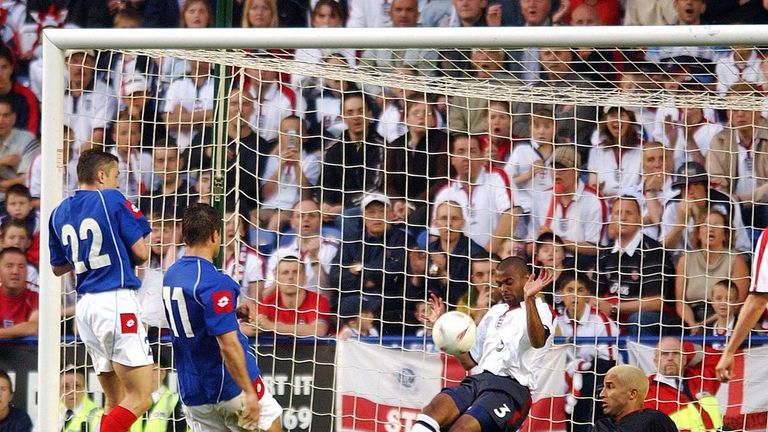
[432,311,477,356]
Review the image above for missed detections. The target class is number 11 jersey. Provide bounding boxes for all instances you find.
[49,189,151,294]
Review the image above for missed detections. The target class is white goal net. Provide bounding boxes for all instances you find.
[34,26,768,432]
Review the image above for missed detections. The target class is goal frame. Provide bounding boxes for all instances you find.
[39,25,768,431]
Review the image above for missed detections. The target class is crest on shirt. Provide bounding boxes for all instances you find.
[212,291,234,314]
[120,313,138,334]
[495,340,505,352]
[124,200,143,218]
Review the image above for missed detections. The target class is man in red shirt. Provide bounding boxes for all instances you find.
[0,247,37,338]
[256,251,330,337]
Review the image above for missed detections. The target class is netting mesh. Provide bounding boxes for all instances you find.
[48,44,768,431]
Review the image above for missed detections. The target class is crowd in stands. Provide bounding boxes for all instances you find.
[0,0,768,429]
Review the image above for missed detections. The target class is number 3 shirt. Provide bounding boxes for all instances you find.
[163,256,263,406]
[49,189,151,294]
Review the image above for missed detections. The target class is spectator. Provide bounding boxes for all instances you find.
[161,60,214,150]
[140,142,196,219]
[241,0,278,28]
[556,271,618,432]
[425,200,486,307]
[58,369,101,432]
[0,248,37,338]
[0,97,38,205]
[481,100,514,166]
[707,82,768,228]
[456,251,501,324]
[595,365,678,432]
[655,106,722,169]
[109,113,153,202]
[533,232,567,310]
[529,145,606,258]
[645,0,723,65]
[661,161,751,255]
[142,0,181,28]
[265,199,340,297]
[567,4,618,88]
[0,369,32,431]
[256,251,331,337]
[644,337,722,431]
[337,295,381,340]
[347,0,395,27]
[187,87,263,215]
[307,54,354,138]
[448,48,517,135]
[319,92,385,234]
[0,219,38,286]
[588,107,643,201]
[385,98,449,225]
[65,50,118,153]
[708,279,742,350]
[716,47,763,96]
[244,64,306,143]
[260,116,321,230]
[27,126,76,204]
[377,68,429,143]
[222,209,264,303]
[702,0,768,24]
[623,0,677,26]
[504,108,556,235]
[2,184,38,238]
[117,73,165,148]
[433,134,513,254]
[133,351,187,432]
[674,207,749,333]
[562,0,620,25]
[292,1,356,91]
[329,193,415,335]
[514,0,555,83]
[0,44,38,136]
[153,0,213,86]
[635,142,677,241]
[359,0,440,97]
[595,195,674,338]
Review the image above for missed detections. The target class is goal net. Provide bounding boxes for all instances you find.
[36,27,768,432]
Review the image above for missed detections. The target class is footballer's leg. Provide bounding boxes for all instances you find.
[449,414,482,432]
[411,393,462,432]
[99,363,153,432]
[96,371,125,413]
[264,416,282,432]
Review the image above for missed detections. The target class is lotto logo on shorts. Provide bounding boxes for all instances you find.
[212,291,234,314]
[124,200,143,218]
[253,376,266,399]
[120,313,138,334]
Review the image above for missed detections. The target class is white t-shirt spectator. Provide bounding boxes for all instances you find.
[587,146,643,200]
[64,78,118,152]
[110,149,153,203]
[249,82,306,142]
[504,140,553,214]
[529,181,607,247]
[264,239,339,292]
[260,150,322,210]
[224,244,265,298]
[161,76,214,150]
[433,166,512,249]
[313,91,346,138]
[716,49,764,96]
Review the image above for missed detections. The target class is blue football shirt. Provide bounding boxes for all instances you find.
[163,255,262,406]
[49,189,151,294]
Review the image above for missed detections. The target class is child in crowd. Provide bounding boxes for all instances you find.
[555,271,618,432]
[707,279,741,351]
[2,184,39,266]
[0,218,38,287]
[504,108,556,238]
[480,100,513,166]
[337,295,381,340]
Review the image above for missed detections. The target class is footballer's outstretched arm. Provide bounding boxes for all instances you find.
[216,330,261,428]
[523,270,554,349]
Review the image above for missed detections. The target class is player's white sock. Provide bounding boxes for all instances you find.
[411,414,440,432]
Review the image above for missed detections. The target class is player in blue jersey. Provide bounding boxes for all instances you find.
[49,150,153,432]
[163,203,282,431]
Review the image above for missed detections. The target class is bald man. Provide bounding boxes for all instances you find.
[592,365,677,432]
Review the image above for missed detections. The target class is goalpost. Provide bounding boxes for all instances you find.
[39,25,768,432]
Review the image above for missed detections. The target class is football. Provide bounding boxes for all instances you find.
[432,311,477,356]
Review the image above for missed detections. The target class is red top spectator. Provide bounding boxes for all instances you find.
[256,252,331,337]
[0,247,38,338]
[0,44,39,136]
[563,0,621,26]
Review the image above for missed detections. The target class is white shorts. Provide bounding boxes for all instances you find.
[184,388,282,432]
[76,289,153,374]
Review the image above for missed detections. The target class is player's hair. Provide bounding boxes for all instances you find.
[1,219,30,238]
[0,246,26,261]
[497,255,529,276]
[6,184,31,201]
[76,150,119,185]
[0,369,13,392]
[182,203,220,246]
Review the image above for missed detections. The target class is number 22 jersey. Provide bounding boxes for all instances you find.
[49,189,150,294]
